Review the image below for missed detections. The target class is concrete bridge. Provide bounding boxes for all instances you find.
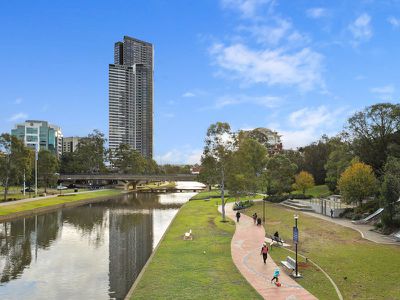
[59,173,199,190]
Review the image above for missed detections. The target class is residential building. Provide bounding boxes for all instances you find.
[109,35,153,158]
[241,127,283,154]
[62,136,81,153]
[11,120,63,157]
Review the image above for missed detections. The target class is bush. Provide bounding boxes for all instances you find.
[264,195,290,203]
[289,194,312,200]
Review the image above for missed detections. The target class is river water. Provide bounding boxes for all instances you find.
[0,191,196,300]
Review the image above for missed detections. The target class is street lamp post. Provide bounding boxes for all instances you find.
[294,214,299,277]
[35,145,38,197]
[262,198,266,223]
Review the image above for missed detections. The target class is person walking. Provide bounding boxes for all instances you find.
[330,209,334,218]
[271,267,280,285]
[236,211,241,223]
[260,243,269,264]
[252,213,258,224]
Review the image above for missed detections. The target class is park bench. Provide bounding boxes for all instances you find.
[281,256,296,272]
[281,256,302,277]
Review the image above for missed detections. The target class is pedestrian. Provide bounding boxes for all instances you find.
[252,213,258,224]
[330,209,334,218]
[274,231,280,241]
[257,217,262,226]
[271,267,280,284]
[236,211,241,223]
[260,243,269,264]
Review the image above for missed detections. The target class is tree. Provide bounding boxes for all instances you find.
[74,130,107,174]
[226,137,267,199]
[381,156,400,227]
[201,122,236,221]
[111,144,147,174]
[264,154,297,195]
[293,171,315,194]
[338,161,378,205]
[38,150,59,192]
[346,103,400,175]
[325,144,354,192]
[0,134,30,201]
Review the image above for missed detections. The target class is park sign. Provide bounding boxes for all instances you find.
[293,227,299,244]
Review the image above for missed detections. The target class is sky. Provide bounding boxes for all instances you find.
[1,0,399,164]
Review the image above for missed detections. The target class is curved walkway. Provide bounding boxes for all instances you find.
[302,211,399,245]
[222,202,317,300]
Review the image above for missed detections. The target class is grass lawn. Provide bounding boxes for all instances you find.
[0,189,122,216]
[189,189,223,200]
[292,184,332,198]
[131,192,262,300]
[246,202,400,299]
[0,187,89,201]
[138,181,176,190]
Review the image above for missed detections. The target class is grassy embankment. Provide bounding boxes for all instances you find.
[0,186,89,201]
[292,184,332,198]
[137,181,176,191]
[246,202,400,299]
[0,189,122,216]
[131,191,262,300]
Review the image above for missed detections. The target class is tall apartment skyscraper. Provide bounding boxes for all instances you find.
[109,36,153,158]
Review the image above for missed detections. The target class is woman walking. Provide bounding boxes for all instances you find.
[252,213,258,224]
[260,243,269,264]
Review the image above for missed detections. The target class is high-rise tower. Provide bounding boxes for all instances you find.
[109,36,153,158]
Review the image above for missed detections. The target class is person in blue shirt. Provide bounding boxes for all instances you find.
[271,267,280,284]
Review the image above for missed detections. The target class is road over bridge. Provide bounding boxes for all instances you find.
[59,173,199,190]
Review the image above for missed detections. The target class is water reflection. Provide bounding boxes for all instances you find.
[0,191,195,300]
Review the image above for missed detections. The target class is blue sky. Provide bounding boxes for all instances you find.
[1,0,399,164]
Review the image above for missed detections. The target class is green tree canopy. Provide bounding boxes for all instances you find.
[38,149,59,192]
[0,133,31,200]
[346,103,400,175]
[381,156,400,227]
[264,154,297,195]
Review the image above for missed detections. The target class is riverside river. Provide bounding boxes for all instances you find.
[0,188,199,300]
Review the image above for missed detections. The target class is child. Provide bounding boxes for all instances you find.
[271,267,280,284]
[260,243,269,264]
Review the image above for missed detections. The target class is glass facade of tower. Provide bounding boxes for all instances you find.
[109,36,153,158]
[11,120,63,157]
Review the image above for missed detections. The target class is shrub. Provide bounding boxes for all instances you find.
[264,195,290,203]
[289,194,312,200]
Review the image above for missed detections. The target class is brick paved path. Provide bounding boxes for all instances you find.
[222,202,317,300]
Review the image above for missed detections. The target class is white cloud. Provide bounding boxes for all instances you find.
[8,112,28,122]
[182,92,196,98]
[155,149,202,165]
[271,106,348,149]
[388,16,400,28]
[221,0,272,18]
[349,13,373,43]
[306,8,328,19]
[241,19,291,46]
[370,85,395,99]
[15,98,22,104]
[355,75,366,80]
[210,43,324,91]
[215,94,282,108]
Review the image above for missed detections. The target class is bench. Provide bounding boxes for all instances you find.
[281,256,302,278]
[281,256,296,272]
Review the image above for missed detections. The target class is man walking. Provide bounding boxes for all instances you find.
[236,211,241,223]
